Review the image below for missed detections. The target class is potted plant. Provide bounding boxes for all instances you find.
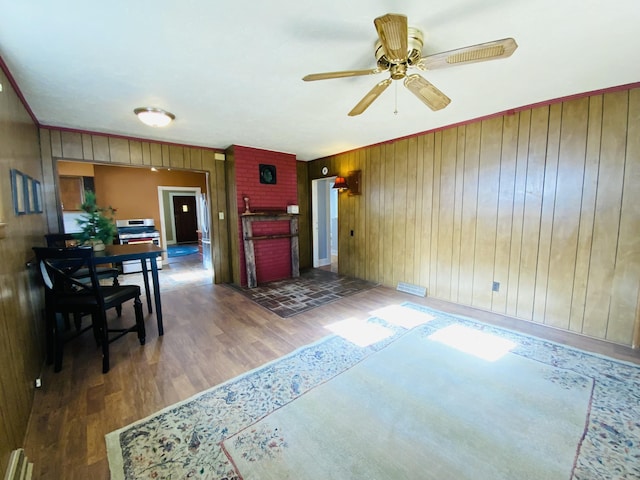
[73,190,117,251]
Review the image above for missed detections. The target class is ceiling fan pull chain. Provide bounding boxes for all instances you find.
[394,81,399,115]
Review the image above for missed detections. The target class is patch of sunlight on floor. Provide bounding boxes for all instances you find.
[168,270,213,283]
[369,304,435,329]
[325,318,395,347]
[428,324,517,361]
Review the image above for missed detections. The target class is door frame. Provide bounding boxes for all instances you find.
[311,177,337,268]
[157,186,202,260]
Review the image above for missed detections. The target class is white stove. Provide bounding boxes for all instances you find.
[116,219,162,273]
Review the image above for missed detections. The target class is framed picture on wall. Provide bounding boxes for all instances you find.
[259,164,277,185]
[10,169,26,215]
[32,179,43,213]
[25,175,34,213]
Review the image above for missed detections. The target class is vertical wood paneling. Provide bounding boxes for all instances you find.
[570,96,602,332]
[296,161,311,269]
[533,103,562,323]
[366,145,381,282]
[436,128,457,300]
[381,144,395,286]
[430,132,442,295]
[311,86,640,347]
[61,131,83,159]
[392,140,408,287]
[492,113,519,314]
[404,138,418,284]
[546,98,589,329]
[169,145,185,168]
[50,129,62,157]
[517,106,549,320]
[583,92,628,338]
[109,138,130,164]
[92,136,110,162]
[473,117,502,310]
[418,135,434,290]
[458,123,480,305]
[608,89,640,343]
[189,148,203,170]
[213,154,231,283]
[355,149,366,280]
[81,134,94,160]
[451,127,466,301]
[0,69,46,475]
[506,111,530,316]
[129,141,144,165]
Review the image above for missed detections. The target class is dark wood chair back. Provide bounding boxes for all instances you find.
[32,246,146,373]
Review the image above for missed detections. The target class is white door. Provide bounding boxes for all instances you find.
[312,177,335,268]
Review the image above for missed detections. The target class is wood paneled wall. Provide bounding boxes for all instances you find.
[38,129,232,283]
[309,88,640,347]
[296,161,311,269]
[0,68,47,474]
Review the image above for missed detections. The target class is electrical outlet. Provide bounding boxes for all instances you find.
[350,230,354,236]
[492,281,500,292]
[35,378,42,388]
[218,211,224,220]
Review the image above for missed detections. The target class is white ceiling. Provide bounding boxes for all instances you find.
[0,0,638,161]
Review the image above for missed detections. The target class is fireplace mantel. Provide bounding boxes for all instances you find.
[241,212,299,288]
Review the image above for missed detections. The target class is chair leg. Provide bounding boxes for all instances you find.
[44,305,55,365]
[113,277,122,317]
[134,297,146,345]
[53,313,64,372]
[98,312,110,374]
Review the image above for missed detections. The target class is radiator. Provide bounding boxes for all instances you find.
[3,449,32,480]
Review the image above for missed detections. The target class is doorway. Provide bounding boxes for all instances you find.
[172,195,198,243]
[312,177,338,272]
[157,186,211,269]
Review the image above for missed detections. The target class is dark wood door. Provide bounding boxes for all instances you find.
[172,195,198,243]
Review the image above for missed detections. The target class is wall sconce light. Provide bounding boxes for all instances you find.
[333,176,349,192]
[134,107,175,127]
[347,170,361,196]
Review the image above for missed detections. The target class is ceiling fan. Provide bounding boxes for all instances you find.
[302,13,517,116]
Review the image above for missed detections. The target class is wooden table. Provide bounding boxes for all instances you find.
[94,243,165,335]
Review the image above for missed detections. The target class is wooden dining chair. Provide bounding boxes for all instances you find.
[45,233,121,284]
[33,246,146,373]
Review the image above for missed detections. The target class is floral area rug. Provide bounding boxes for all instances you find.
[106,303,640,479]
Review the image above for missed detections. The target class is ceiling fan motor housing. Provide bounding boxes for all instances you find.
[375,27,424,75]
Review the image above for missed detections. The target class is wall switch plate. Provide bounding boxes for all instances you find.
[492,281,500,292]
[218,212,224,220]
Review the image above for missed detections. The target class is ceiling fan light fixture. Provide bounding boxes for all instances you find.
[134,107,175,127]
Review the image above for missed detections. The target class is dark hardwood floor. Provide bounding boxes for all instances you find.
[23,255,640,479]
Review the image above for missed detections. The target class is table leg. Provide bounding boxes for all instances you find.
[149,256,164,336]
[140,258,153,314]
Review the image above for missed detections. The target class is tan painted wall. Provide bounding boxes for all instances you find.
[92,164,206,232]
[0,69,47,473]
[309,88,640,347]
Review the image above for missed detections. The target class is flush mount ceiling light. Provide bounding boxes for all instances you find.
[133,107,175,127]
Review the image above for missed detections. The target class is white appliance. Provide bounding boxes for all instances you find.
[116,219,162,273]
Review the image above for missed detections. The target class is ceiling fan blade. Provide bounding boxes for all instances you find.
[348,78,392,116]
[419,37,518,70]
[404,74,451,111]
[303,68,382,81]
[374,13,408,64]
